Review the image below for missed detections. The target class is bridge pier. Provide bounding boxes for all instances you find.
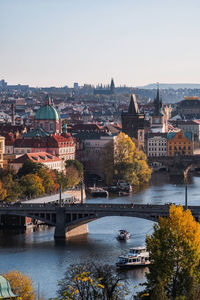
[54,207,66,240]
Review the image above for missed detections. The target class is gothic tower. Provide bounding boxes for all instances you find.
[121,94,145,148]
[151,84,167,133]
[110,78,115,94]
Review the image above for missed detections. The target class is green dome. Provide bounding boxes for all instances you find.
[35,105,60,121]
[0,275,17,298]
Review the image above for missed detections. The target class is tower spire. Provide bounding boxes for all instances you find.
[128,94,139,114]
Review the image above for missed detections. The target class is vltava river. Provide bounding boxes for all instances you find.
[0,173,199,299]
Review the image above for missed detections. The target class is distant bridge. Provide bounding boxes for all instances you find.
[148,155,200,177]
[0,203,200,239]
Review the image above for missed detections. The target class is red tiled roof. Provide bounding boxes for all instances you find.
[12,152,61,164]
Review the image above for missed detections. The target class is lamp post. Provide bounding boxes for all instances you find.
[59,183,62,207]
[81,180,84,204]
[185,180,188,210]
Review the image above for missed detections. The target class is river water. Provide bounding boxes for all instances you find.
[0,173,200,299]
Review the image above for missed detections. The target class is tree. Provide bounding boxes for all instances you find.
[17,160,43,178]
[104,132,151,186]
[20,174,45,198]
[4,270,36,300]
[65,160,84,178]
[0,180,7,201]
[36,167,59,194]
[2,174,21,201]
[144,205,200,300]
[65,166,81,188]
[54,263,129,300]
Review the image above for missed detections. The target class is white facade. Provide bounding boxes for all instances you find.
[147,135,167,157]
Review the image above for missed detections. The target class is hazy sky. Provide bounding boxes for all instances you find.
[1,0,200,87]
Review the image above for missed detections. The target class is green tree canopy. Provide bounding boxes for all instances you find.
[17,160,43,178]
[144,205,200,300]
[20,174,45,198]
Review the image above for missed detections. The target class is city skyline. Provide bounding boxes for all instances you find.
[1,0,200,87]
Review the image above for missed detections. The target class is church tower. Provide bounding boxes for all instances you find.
[121,94,145,148]
[151,84,167,133]
[110,78,115,94]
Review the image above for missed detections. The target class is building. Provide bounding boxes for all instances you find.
[0,136,5,168]
[121,94,145,148]
[0,275,17,298]
[176,96,200,118]
[169,120,200,142]
[146,133,167,157]
[74,131,115,179]
[167,131,193,156]
[13,134,75,162]
[93,78,115,95]
[10,152,64,173]
[150,86,168,133]
[34,96,62,134]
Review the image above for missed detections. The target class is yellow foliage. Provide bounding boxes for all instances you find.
[165,204,200,256]
[114,132,136,164]
[0,180,7,201]
[4,270,36,300]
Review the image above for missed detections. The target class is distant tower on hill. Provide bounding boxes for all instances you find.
[121,94,145,148]
[110,78,115,94]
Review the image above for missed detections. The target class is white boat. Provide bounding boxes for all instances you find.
[116,246,150,268]
[116,230,131,241]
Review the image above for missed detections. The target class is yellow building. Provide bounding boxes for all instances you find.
[0,136,5,168]
[167,131,193,156]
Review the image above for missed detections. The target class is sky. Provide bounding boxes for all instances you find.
[1,0,200,87]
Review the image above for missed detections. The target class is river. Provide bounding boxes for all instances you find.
[0,173,199,299]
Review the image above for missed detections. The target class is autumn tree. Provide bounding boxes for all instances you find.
[65,160,84,179]
[20,174,45,198]
[36,167,59,194]
[4,270,36,300]
[144,205,200,300]
[54,263,129,300]
[2,173,21,201]
[104,132,151,186]
[65,166,81,188]
[0,180,7,201]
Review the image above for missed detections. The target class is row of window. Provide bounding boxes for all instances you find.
[149,148,166,152]
[148,142,167,146]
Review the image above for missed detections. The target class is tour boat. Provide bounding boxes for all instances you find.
[116,230,131,241]
[116,246,150,269]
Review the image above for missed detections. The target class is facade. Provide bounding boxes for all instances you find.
[75,132,115,178]
[176,96,200,118]
[167,131,193,156]
[13,134,75,162]
[34,96,62,134]
[146,133,167,157]
[169,120,200,142]
[121,94,145,148]
[10,152,64,173]
[0,136,5,168]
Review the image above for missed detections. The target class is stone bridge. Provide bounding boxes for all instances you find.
[148,155,200,177]
[1,203,200,239]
